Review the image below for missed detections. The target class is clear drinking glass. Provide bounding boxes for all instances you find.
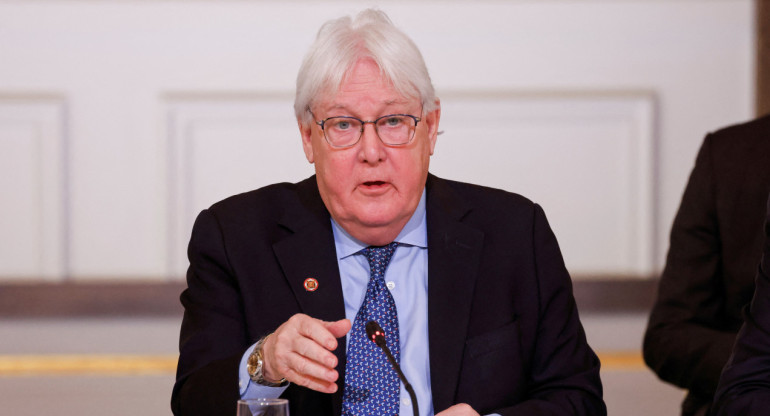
[236,398,289,416]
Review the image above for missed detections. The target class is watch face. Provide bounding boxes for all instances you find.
[248,336,286,385]
[247,350,261,377]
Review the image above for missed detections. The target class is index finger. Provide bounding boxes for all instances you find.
[290,315,342,351]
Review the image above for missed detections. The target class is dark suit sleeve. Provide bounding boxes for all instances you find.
[171,209,249,416]
[643,135,737,397]
[711,196,770,415]
[499,204,606,415]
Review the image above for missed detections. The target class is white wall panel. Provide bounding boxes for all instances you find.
[0,98,66,279]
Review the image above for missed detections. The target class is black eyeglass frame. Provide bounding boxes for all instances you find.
[309,110,422,149]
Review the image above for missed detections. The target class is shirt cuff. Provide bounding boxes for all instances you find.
[238,342,290,398]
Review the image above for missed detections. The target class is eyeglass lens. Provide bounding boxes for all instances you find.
[324,115,416,147]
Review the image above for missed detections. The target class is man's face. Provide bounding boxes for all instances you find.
[300,58,440,246]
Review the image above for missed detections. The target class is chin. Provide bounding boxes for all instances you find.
[355,215,397,229]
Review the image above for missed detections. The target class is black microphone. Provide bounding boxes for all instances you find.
[365,320,419,416]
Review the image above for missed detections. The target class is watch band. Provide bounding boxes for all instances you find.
[247,334,288,387]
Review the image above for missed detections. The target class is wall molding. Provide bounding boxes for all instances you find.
[0,96,68,280]
[758,0,769,116]
[0,277,658,317]
[433,90,658,276]
[165,93,313,278]
[0,282,185,317]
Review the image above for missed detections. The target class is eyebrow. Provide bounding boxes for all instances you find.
[325,99,412,113]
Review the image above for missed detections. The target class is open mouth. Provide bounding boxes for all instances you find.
[363,181,387,187]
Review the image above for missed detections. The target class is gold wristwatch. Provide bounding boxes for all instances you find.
[247,334,288,387]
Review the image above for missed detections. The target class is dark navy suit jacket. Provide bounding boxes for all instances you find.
[712,195,770,415]
[644,115,770,415]
[171,174,605,416]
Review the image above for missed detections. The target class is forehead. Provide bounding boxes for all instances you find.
[317,59,418,112]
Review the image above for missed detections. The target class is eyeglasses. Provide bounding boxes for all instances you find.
[311,111,422,149]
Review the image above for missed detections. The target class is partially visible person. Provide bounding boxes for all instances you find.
[172,8,605,416]
[711,194,770,415]
[644,114,770,416]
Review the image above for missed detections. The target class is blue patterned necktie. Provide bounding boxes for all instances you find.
[342,242,400,416]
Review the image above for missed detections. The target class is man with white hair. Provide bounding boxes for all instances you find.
[172,9,605,416]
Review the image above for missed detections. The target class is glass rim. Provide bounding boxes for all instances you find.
[237,398,289,405]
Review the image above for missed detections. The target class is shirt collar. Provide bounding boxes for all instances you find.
[331,189,428,260]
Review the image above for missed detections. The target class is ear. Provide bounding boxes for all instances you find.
[299,120,315,163]
[424,98,441,155]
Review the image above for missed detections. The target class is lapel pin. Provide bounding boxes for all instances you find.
[303,277,319,292]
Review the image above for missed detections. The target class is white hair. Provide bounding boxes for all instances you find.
[294,9,437,125]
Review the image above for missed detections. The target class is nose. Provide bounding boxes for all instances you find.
[358,122,386,164]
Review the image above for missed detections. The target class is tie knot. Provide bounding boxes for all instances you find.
[362,242,398,276]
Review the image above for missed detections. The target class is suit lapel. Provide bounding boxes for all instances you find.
[425,175,484,412]
[271,177,347,414]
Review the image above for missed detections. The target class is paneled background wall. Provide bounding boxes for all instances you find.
[0,0,755,281]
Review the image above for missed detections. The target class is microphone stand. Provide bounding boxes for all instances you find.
[366,321,419,416]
